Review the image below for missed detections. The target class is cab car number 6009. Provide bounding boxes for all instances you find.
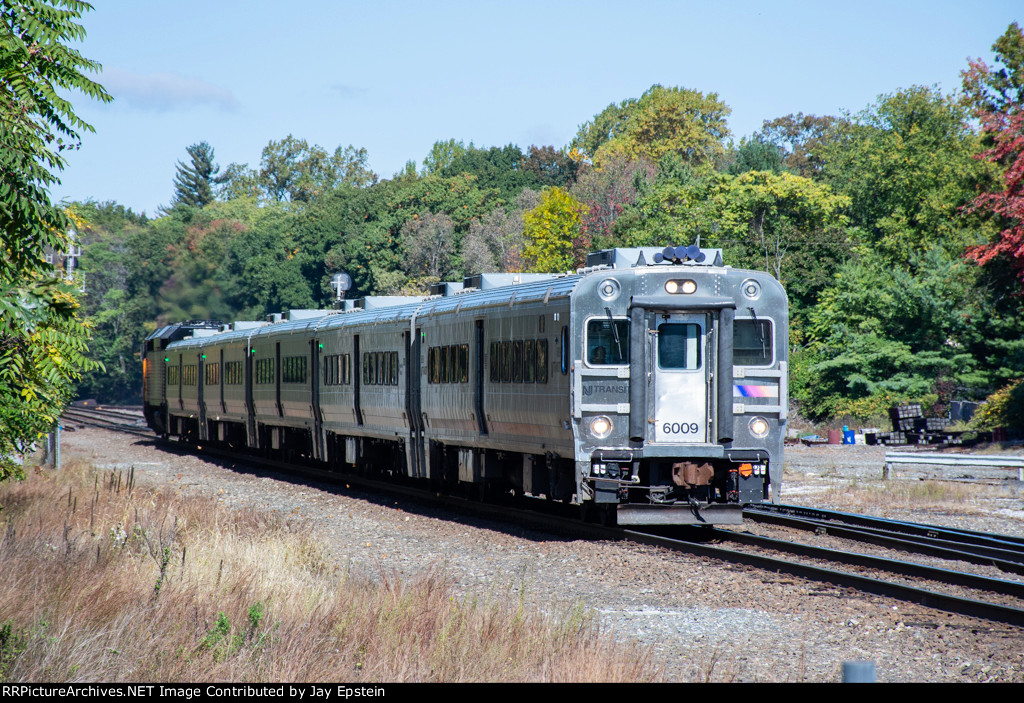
[662,422,699,435]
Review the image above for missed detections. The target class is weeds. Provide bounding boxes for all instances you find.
[0,621,27,682]
[819,475,1017,518]
[0,459,657,682]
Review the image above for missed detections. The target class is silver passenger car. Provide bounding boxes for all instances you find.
[143,246,788,525]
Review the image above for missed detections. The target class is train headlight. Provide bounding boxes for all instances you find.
[665,279,697,294]
[748,416,770,438]
[589,415,613,438]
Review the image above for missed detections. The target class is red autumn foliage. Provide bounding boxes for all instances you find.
[965,109,1024,288]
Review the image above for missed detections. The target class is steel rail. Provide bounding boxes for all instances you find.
[742,511,1024,575]
[73,406,144,420]
[746,503,1024,550]
[61,408,151,436]
[625,529,1024,628]
[707,527,1024,599]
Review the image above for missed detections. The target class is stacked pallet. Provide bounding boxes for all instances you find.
[863,405,990,447]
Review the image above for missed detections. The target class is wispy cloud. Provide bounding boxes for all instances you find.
[102,67,240,112]
[330,82,366,99]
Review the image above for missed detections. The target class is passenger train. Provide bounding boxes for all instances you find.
[142,246,788,525]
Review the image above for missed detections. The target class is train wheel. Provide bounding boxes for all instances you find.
[597,505,617,527]
[580,503,617,526]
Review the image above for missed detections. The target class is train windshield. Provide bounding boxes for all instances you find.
[586,319,629,365]
[734,319,773,366]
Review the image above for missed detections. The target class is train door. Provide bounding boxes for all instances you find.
[274,342,283,418]
[219,349,226,414]
[311,338,324,461]
[244,340,257,447]
[474,320,487,435]
[197,352,208,441]
[353,335,363,425]
[405,328,425,477]
[648,312,710,444]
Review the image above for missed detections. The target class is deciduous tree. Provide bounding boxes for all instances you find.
[817,86,986,267]
[401,211,457,281]
[757,113,841,178]
[572,85,731,168]
[963,22,1024,291]
[421,138,466,175]
[522,188,587,272]
[569,153,655,246]
[0,0,110,478]
[259,135,376,203]
[462,189,540,273]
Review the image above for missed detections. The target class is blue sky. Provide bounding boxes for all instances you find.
[52,0,1020,216]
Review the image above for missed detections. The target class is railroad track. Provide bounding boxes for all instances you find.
[632,525,1024,627]
[744,503,1024,574]
[68,412,1024,628]
[61,405,150,436]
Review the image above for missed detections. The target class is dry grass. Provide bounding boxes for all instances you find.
[0,460,658,682]
[817,476,1020,518]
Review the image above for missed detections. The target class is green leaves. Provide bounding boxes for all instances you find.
[816,86,987,268]
[572,85,731,168]
[797,249,986,419]
[522,187,587,273]
[1,1,109,475]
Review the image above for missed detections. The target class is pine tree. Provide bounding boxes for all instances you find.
[172,141,219,207]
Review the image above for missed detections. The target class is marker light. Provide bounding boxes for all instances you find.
[665,279,697,294]
[598,278,620,301]
[742,279,761,300]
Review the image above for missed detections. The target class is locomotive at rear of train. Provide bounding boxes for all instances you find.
[142,246,788,525]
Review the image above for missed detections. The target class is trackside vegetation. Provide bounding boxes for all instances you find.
[0,458,657,682]
[0,1,111,480]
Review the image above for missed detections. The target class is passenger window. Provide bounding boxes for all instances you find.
[586,319,629,365]
[537,340,548,383]
[524,340,536,383]
[501,341,511,383]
